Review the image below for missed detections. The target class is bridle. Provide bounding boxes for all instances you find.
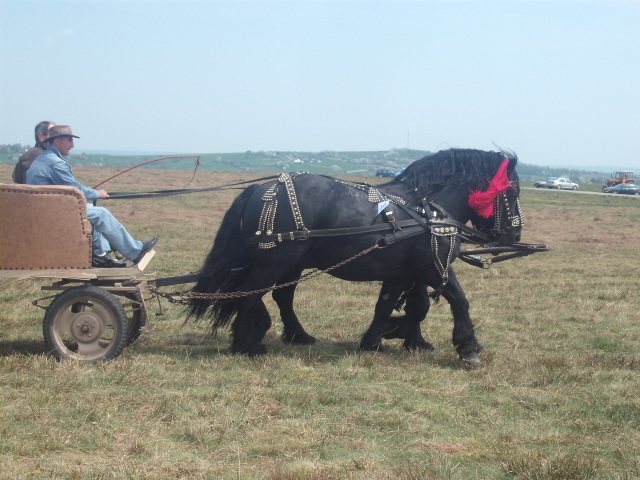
[471,181,525,244]
[492,186,525,235]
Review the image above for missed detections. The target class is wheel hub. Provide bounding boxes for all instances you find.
[70,313,104,343]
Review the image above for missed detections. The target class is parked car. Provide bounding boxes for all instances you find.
[546,177,579,190]
[534,177,555,188]
[602,182,640,195]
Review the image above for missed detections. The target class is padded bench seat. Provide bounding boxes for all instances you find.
[0,183,92,270]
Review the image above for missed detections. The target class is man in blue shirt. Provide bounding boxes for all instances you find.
[26,125,158,268]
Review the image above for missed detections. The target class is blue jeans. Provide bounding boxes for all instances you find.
[87,205,143,260]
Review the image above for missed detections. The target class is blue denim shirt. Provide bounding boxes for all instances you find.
[26,145,100,201]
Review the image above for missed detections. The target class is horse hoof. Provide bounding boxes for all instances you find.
[248,346,267,357]
[460,352,481,366]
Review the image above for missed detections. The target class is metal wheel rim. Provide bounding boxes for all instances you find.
[50,295,122,361]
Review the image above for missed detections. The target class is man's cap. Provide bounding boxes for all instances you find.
[47,125,80,141]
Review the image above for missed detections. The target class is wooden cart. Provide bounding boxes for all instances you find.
[0,183,165,363]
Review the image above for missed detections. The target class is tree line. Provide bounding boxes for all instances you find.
[0,143,611,182]
[0,144,29,154]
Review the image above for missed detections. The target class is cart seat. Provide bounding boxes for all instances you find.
[0,183,92,270]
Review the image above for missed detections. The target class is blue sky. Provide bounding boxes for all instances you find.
[1,0,639,170]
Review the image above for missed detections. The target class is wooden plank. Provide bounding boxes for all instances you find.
[0,250,155,281]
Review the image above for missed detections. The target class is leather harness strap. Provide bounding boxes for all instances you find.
[244,204,494,249]
[245,218,424,246]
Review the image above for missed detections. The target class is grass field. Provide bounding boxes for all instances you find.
[1,165,639,479]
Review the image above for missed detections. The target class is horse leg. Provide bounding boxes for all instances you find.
[230,294,271,356]
[381,282,434,352]
[231,249,312,356]
[229,264,295,356]
[252,299,273,344]
[440,269,484,365]
[360,281,409,351]
[272,269,317,345]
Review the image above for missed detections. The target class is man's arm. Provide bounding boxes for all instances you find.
[48,158,101,201]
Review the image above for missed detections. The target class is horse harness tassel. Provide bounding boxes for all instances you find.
[430,225,458,299]
[256,173,307,249]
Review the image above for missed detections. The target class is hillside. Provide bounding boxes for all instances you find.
[0,147,615,185]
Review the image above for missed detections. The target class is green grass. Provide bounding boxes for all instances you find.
[1,166,640,479]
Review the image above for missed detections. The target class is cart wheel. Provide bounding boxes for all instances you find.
[43,286,129,363]
[121,291,147,346]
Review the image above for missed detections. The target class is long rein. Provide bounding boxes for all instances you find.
[101,174,499,249]
[100,174,281,200]
[101,176,491,247]
[101,173,542,262]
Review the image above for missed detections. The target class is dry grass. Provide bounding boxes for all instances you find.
[1,166,640,479]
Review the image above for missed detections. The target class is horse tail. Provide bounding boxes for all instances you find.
[186,184,260,329]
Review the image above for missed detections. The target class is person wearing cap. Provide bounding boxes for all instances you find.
[26,125,158,268]
[12,121,56,184]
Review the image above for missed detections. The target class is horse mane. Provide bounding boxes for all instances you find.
[386,148,518,201]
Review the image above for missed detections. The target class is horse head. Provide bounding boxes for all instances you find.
[391,148,524,246]
[467,154,523,245]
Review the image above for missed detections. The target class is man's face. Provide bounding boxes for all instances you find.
[54,136,74,156]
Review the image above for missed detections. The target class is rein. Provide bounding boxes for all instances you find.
[101,175,280,200]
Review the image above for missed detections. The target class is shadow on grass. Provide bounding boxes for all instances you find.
[129,331,479,369]
[130,332,363,361]
[0,331,481,370]
[0,339,46,357]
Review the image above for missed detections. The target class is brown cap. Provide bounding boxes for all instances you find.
[47,125,80,141]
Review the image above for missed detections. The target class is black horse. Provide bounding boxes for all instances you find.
[187,148,524,364]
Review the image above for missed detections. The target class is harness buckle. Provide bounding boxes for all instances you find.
[383,207,401,232]
[297,228,311,241]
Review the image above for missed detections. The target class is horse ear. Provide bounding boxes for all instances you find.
[504,151,518,170]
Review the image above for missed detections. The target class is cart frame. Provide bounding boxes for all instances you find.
[0,183,174,362]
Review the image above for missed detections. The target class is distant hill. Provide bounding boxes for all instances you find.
[0,147,625,185]
[0,148,432,177]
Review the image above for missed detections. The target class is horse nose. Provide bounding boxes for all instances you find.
[501,229,521,245]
